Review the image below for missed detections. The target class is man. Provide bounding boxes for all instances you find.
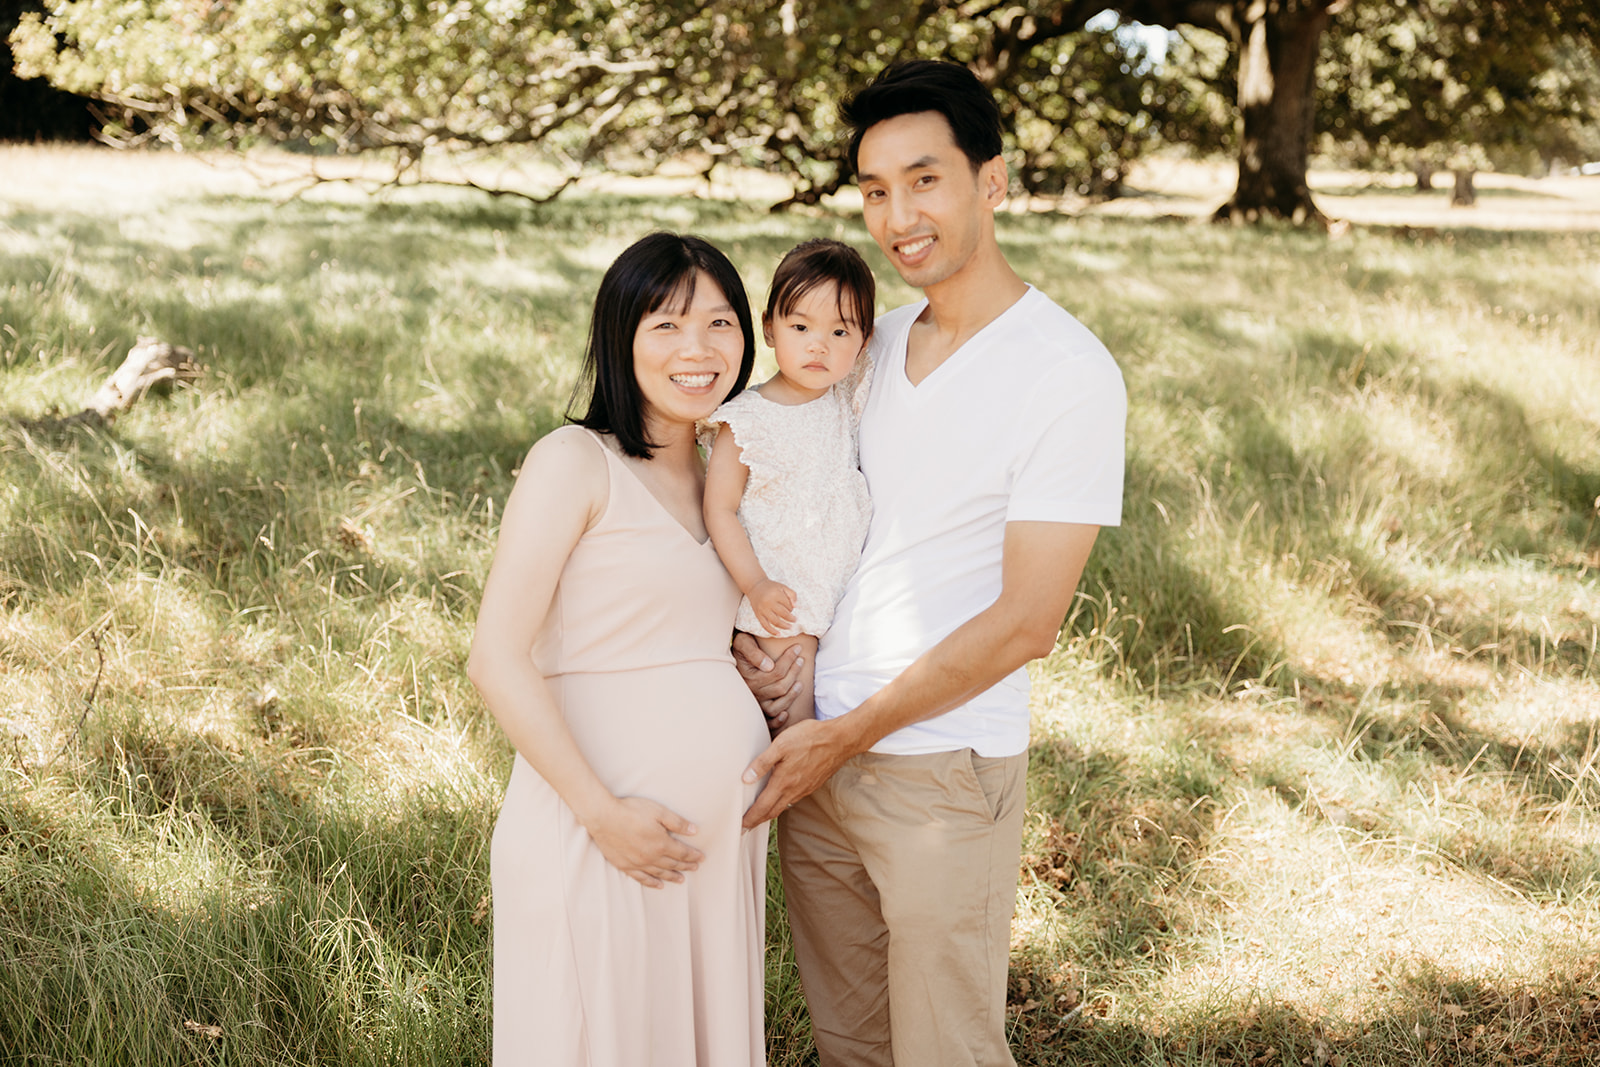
[735,60,1126,1067]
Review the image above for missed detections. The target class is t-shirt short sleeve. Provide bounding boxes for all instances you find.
[1006,354,1127,527]
[844,351,874,423]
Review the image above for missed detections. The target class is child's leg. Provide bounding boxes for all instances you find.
[754,633,819,733]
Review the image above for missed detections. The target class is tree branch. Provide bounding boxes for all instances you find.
[1112,1,1234,36]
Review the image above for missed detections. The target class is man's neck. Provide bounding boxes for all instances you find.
[903,243,1029,386]
[918,242,1028,343]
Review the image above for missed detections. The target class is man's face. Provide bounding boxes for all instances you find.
[855,110,1003,291]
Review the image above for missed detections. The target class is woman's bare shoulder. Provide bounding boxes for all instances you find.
[512,425,610,516]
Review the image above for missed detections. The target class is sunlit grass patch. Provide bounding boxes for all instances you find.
[3,150,1599,1063]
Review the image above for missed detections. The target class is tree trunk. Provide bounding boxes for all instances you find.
[1214,4,1334,226]
[1451,168,1477,207]
[1413,161,1435,192]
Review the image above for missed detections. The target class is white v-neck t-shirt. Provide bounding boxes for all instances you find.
[813,286,1126,756]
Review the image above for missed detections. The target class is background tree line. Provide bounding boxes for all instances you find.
[8,0,1600,223]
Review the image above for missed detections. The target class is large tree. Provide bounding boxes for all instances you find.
[1107,0,1598,220]
[1101,1,1347,223]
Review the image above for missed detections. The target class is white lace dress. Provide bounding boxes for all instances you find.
[704,361,872,639]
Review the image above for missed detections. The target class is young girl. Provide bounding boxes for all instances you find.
[703,238,876,729]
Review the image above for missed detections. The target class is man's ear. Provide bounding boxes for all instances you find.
[981,156,1007,206]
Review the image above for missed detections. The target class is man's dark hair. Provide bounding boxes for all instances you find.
[568,232,756,459]
[766,238,876,340]
[842,60,1004,175]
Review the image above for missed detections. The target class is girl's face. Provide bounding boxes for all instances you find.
[632,270,745,434]
[762,281,868,398]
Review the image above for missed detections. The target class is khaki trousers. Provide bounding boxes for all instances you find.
[777,748,1028,1067]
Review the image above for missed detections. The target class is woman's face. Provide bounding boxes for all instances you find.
[633,270,745,435]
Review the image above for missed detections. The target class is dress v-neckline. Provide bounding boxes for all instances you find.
[592,432,714,548]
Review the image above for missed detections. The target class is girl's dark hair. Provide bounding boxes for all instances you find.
[568,232,756,459]
[766,239,876,339]
[843,59,1004,176]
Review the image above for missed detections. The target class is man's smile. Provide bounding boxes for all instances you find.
[894,236,936,260]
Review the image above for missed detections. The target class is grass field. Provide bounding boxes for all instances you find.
[2,145,1599,1065]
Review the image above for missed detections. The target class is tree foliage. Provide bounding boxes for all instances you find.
[10,0,1599,221]
[0,0,91,139]
[13,0,739,196]
[969,21,1231,199]
[1321,0,1600,181]
[10,0,1223,206]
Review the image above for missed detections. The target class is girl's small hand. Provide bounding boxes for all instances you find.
[749,579,798,636]
[582,796,704,888]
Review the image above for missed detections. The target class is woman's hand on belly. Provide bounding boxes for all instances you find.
[583,795,705,888]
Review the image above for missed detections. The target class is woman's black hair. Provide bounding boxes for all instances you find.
[766,238,876,340]
[567,232,756,459]
[842,59,1004,176]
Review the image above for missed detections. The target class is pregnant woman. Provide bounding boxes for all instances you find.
[467,232,771,1065]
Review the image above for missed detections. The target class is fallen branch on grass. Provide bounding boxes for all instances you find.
[20,338,201,430]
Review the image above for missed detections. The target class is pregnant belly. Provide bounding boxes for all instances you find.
[551,661,770,828]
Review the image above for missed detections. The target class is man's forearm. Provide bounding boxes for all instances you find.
[737,606,1044,828]
[827,602,1054,756]
[741,522,1101,830]
[827,521,1100,757]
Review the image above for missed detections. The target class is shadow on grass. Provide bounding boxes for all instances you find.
[1092,285,1598,678]
[3,191,816,387]
[1353,220,1600,251]
[1319,182,1574,202]
[1012,718,1598,1062]
[1059,305,1600,897]
[1008,965,1600,1066]
[0,382,561,621]
[0,246,579,611]
[1023,734,1226,973]
[0,767,494,1067]
[1414,376,1600,530]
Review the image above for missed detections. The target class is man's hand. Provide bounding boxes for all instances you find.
[740,718,856,828]
[747,579,797,637]
[731,632,803,731]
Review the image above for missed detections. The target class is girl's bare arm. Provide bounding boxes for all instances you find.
[703,423,796,633]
